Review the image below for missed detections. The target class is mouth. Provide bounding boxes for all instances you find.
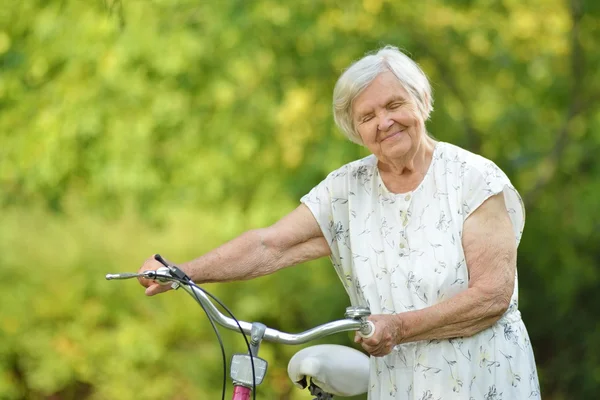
[381,130,405,142]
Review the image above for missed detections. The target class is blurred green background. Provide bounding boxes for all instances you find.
[1,0,599,399]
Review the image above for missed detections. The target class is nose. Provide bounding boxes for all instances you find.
[377,112,393,131]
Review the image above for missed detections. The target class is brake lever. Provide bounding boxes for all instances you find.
[154,254,190,282]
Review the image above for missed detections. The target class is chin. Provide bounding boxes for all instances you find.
[390,137,412,151]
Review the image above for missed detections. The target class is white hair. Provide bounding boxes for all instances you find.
[332,46,434,145]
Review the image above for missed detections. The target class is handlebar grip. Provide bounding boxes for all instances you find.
[358,321,375,339]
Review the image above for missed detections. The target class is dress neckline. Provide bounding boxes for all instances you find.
[375,141,442,196]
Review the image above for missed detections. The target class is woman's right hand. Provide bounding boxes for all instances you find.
[137,255,177,296]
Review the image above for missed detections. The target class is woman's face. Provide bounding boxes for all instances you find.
[352,71,426,164]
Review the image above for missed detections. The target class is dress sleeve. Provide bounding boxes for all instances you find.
[300,176,335,247]
[300,168,363,306]
[462,158,525,245]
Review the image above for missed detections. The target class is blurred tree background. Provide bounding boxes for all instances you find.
[1,0,599,398]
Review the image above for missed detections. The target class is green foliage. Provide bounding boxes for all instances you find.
[1,0,599,398]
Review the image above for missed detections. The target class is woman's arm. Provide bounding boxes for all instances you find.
[358,193,516,356]
[139,204,331,295]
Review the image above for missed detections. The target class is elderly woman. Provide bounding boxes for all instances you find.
[139,46,540,399]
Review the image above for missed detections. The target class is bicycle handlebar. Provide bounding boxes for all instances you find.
[105,267,374,345]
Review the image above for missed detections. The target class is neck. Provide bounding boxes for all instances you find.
[378,136,436,177]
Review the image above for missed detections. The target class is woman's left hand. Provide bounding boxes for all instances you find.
[354,314,404,357]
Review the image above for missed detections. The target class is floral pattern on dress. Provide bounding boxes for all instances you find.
[301,142,540,399]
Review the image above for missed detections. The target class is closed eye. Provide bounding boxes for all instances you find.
[388,102,403,109]
[360,115,374,123]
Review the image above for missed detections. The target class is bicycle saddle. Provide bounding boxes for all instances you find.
[287,344,369,397]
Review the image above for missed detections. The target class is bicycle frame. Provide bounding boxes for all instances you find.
[106,265,374,399]
[232,386,251,400]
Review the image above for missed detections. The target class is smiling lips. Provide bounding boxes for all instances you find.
[381,129,405,142]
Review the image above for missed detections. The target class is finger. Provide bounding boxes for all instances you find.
[363,340,387,356]
[137,276,154,288]
[362,336,375,345]
[368,345,386,357]
[354,332,362,343]
[361,342,379,355]
[145,283,171,296]
[372,347,393,357]
[361,343,372,354]
[362,336,381,347]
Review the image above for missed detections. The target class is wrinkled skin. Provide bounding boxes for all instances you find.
[354,314,404,357]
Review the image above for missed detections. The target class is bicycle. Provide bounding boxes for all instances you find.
[106,255,375,399]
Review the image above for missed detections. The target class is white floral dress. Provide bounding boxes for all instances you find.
[301,142,540,399]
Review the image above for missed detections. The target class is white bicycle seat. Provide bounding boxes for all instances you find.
[287,344,369,397]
